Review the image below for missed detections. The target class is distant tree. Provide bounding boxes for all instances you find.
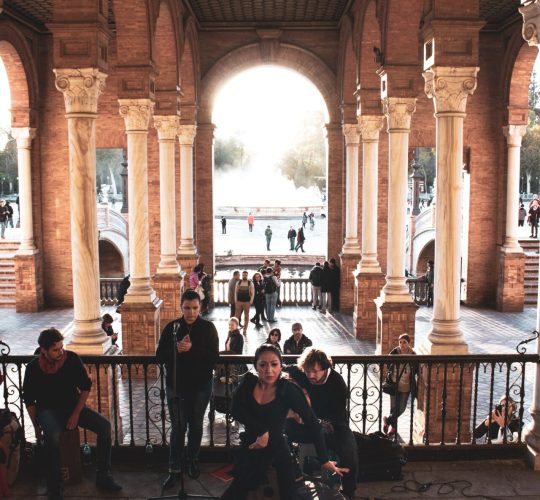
[521,125,540,194]
[278,111,326,191]
[415,147,436,194]
[214,136,249,170]
[0,126,17,194]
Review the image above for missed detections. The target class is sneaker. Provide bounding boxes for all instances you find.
[187,459,200,479]
[250,318,257,324]
[162,472,180,490]
[96,474,122,492]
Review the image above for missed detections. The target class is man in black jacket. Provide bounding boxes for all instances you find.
[284,347,358,499]
[309,262,323,310]
[283,323,312,357]
[156,289,219,489]
[23,328,121,500]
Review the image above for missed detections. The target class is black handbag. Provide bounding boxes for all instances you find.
[381,374,396,395]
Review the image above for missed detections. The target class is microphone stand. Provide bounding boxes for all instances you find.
[149,321,218,500]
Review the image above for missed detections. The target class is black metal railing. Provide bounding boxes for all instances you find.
[2,353,535,454]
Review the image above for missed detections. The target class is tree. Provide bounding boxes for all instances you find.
[521,125,540,194]
[0,127,17,195]
[214,136,249,170]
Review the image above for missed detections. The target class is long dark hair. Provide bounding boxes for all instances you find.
[266,328,281,343]
[254,344,283,367]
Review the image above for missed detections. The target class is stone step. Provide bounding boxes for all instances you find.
[0,300,15,308]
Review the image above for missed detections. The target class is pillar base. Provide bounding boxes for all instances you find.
[177,252,199,289]
[153,273,182,325]
[353,271,385,340]
[339,253,360,313]
[496,247,525,312]
[14,252,44,312]
[120,298,163,354]
[374,297,418,355]
[414,360,473,445]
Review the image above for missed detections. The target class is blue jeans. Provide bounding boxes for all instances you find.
[38,407,112,495]
[0,220,6,238]
[265,291,278,321]
[167,380,212,472]
[388,391,410,427]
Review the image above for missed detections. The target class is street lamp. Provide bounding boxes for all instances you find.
[120,148,128,214]
[409,152,424,216]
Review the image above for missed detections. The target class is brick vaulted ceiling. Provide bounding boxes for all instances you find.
[0,0,526,31]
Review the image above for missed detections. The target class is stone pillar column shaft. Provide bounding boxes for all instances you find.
[358,116,384,272]
[11,127,37,254]
[119,99,157,303]
[154,115,180,273]
[178,125,197,254]
[381,98,416,300]
[55,68,108,351]
[342,124,361,253]
[504,125,527,251]
[423,66,478,353]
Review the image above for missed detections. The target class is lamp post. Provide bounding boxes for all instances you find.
[410,151,423,216]
[120,148,128,214]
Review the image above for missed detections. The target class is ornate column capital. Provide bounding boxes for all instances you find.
[503,124,528,147]
[358,115,384,142]
[342,123,360,145]
[54,68,107,115]
[178,125,197,146]
[118,99,154,132]
[423,67,479,114]
[154,115,180,142]
[520,0,540,47]
[11,127,37,149]
[382,97,416,132]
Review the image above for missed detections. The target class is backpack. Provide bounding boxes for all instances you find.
[264,276,277,294]
[237,280,251,302]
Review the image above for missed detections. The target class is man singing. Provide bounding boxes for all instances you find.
[284,347,358,499]
[156,289,219,489]
[23,328,121,500]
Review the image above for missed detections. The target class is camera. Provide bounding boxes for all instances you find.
[495,404,503,415]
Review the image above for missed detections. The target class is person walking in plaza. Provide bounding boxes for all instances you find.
[250,271,266,327]
[235,270,255,335]
[287,226,297,251]
[425,260,434,307]
[283,323,313,357]
[23,328,122,499]
[263,267,279,323]
[518,203,527,227]
[302,211,308,228]
[228,270,241,320]
[265,225,273,251]
[383,334,417,436]
[320,261,332,314]
[274,259,282,308]
[295,226,306,252]
[221,216,227,234]
[5,201,14,228]
[247,212,254,232]
[0,199,8,239]
[309,262,323,310]
[529,200,540,238]
[329,258,341,312]
[156,289,219,489]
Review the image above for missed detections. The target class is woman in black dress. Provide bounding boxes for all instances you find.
[223,344,348,499]
[250,271,266,327]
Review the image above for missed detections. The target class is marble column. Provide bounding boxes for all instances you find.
[118,99,162,354]
[11,127,43,312]
[177,125,198,279]
[497,125,527,312]
[54,68,109,352]
[354,116,385,339]
[374,98,418,355]
[423,67,478,354]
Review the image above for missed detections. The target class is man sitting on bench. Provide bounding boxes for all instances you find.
[284,347,358,500]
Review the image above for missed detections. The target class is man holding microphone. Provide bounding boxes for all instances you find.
[156,289,219,489]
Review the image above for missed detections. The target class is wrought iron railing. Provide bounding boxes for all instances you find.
[213,278,312,305]
[1,353,535,454]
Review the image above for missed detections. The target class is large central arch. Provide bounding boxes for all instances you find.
[195,43,344,271]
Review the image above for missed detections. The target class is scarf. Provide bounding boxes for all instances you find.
[38,351,67,375]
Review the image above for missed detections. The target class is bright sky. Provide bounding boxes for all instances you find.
[212,65,328,170]
[0,58,10,148]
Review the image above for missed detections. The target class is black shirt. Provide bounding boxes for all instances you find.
[22,351,92,412]
[283,334,312,355]
[156,316,219,392]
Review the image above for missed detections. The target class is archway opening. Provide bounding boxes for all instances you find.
[99,240,124,278]
[212,65,329,271]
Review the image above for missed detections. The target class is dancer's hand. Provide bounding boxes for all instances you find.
[321,461,349,477]
[249,432,269,449]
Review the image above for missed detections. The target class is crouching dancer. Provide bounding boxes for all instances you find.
[22,328,121,500]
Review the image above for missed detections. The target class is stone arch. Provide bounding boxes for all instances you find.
[199,43,339,123]
[416,238,434,276]
[0,21,39,127]
[99,239,126,277]
[180,17,200,122]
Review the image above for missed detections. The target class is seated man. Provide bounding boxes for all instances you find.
[284,347,358,500]
[23,328,121,500]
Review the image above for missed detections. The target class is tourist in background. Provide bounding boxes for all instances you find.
[518,203,527,227]
[473,396,522,442]
[329,258,341,312]
[0,199,8,239]
[274,259,282,308]
[320,261,332,314]
[287,226,296,251]
[309,262,323,310]
[5,201,13,228]
[263,267,279,323]
[283,323,313,357]
[265,225,273,251]
[228,270,241,320]
[295,226,306,252]
[264,328,282,353]
[529,200,540,238]
[302,211,308,228]
[101,313,118,346]
[247,212,254,232]
[221,216,227,234]
[250,271,266,327]
[197,264,211,315]
[222,317,244,354]
[235,270,255,335]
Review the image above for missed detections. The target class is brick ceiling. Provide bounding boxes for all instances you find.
[0,0,525,31]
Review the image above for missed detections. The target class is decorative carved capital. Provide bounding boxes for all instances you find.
[382,97,416,131]
[11,127,37,149]
[178,125,197,146]
[520,1,540,47]
[342,123,360,145]
[54,68,107,115]
[118,99,154,132]
[358,115,384,142]
[154,115,180,142]
[503,124,528,148]
[423,67,479,114]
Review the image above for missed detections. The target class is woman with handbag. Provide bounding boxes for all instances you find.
[383,333,417,435]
